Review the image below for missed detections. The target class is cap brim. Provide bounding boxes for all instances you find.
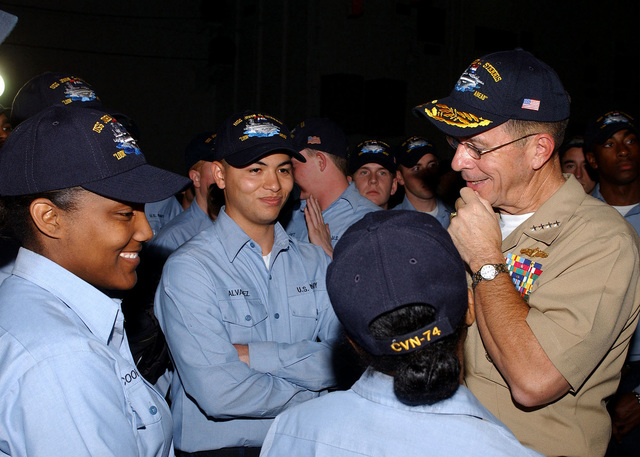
[413,97,509,137]
[82,163,191,204]
[224,145,306,168]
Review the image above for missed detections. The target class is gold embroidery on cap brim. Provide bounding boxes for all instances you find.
[422,103,493,129]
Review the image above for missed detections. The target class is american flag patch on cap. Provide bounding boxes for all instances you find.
[522,99,541,111]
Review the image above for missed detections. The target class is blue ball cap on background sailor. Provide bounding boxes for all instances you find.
[291,117,349,158]
[184,131,217,174]
[395,136,441,168]
[348,139,397,175]
[214,110,305,167]
[11,72,105,126]
[583,110,637,154]
[326,210,468,356]
[0,105,191,203]
[413,49,570,137]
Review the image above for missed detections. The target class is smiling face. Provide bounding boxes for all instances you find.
[450,125,539,213]
[54,190,153,290]
[350,163,398,208]
[587,128,640,187]
[213,152,294,233]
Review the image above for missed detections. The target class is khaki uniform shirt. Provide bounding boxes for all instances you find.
[465,175,640,457]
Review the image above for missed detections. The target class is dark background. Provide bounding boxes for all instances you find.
[0,0,637,174]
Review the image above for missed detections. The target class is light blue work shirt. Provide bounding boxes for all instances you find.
[148,201,213,260]
[154,208,342,452]
[261,368,544,457]
[393,195,453,228]
[285,182,380,247]
[592,184,640,366]
[0,248,173,457]
[145,195,184,238]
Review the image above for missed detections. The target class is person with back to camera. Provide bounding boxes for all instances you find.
[260,210,543,457]
[0,105,191,456]
[413,48,640,456]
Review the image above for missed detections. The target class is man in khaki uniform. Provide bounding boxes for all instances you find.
[413,48,640,457]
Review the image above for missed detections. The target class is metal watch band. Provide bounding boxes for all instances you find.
[471,263,509,289]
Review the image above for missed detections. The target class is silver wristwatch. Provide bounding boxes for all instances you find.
[472,264,509,289]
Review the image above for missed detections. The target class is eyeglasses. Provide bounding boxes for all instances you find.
[446,132,541,159]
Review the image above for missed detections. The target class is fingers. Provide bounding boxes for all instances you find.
[304,195,323,228]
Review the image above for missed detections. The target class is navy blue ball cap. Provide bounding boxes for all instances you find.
[184,131,217,172]
[583,110,637,153]
[214,110,304,167]
[291,117,349,158]
[348,139,396,174]
[326,210,468,356]
[413,49,570,137]
[11,72,105,126]
[395,136,440,168]
[0,106,191,203]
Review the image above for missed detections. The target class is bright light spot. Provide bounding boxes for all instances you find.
[0,75,4,97]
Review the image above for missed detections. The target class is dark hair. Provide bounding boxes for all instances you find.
[0,187,84,249]
[365,303,465,406]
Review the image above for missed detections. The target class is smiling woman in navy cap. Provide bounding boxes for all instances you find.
[0,105,190,457]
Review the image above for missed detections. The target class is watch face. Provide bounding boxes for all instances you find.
[480,264,498,280]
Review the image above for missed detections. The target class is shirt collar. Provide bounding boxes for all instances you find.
[215,207,291,263]
[297,182,362,214]
[502,174,586,250]
[352,367,498,420]
[11,248,121,345]
[590,184,640,217]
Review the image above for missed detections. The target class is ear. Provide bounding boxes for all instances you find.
[347,175,353,183]
[396,169,405,186]
[465,288,476,326]
[585,150,598,169]
[316,152,328,172]
[390,176,398,195]
[188,168,202,189]
[530,134,556,171]
[29,198,64,240]
[211,161,227,190]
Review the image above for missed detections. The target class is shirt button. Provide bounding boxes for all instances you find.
[269,274,272,280]
[250,242,255,248]
[274,313,280,319]
[149,406,158,415]
[245,315,252,321]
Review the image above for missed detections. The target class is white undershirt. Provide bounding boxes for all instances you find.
[425,203,439,218]
[499,212,534,240]
[262,252,271,269]
[612,204,637,217]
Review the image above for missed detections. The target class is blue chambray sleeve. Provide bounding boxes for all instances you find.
[155,254,318,419]
[0,349,153,457]
[248,288,342,391]
[248,246,342,391]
